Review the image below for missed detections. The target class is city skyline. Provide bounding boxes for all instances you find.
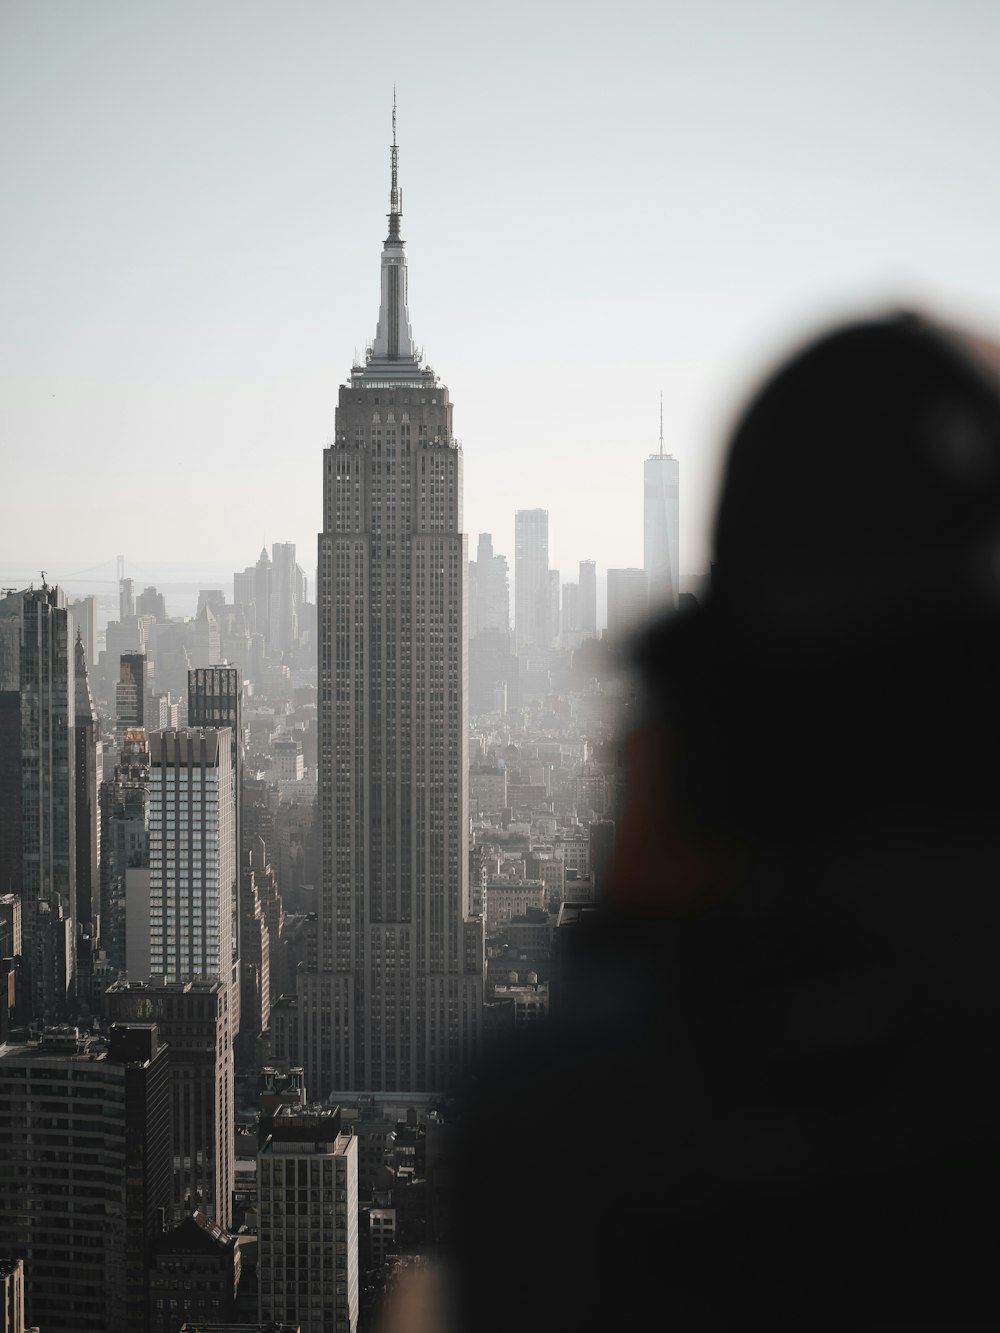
[6,2,1000,583]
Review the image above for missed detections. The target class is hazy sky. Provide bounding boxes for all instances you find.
[3,0,1000,590]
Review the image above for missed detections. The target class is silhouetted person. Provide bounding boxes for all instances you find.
[448,313,1000,1331]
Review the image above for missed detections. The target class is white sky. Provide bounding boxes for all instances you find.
[3,0,1000,592]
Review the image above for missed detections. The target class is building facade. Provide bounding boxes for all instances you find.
[606,567,649,643]
[514,509,550,653]
[105,978,235,1229]
[578,559,598,639]
[644,401,680,614]
[305,111,483,1099]
[20,586,76,1020]
[148,729,234,985]
[0,1024,170,1333]
[258,1107,359,1333]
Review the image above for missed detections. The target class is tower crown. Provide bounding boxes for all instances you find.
[355,95,437,386]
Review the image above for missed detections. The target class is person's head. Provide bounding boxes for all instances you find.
[626,312,1000,886]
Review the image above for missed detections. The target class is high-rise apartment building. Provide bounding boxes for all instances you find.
[514,509,550,653]
[258,1106,359,1333]
[0,1024,170,1333]
[306,108,483,1099]
[644,397,680,614]
[149,729,234,985]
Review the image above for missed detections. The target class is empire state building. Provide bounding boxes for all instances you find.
[301,109,484,1097]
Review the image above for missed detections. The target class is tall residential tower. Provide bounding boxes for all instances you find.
[304,105,483,1099]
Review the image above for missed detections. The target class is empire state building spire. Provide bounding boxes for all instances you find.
[369,92,417,366]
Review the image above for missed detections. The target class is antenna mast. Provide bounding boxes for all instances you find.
[659,392,664,458]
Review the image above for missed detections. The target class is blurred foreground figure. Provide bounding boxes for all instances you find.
[449,314,1000,1330]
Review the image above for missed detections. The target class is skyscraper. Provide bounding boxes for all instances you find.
[578,559,597,639]
[116,651,147,742]
[270,541,299,659]
[105,978,234,1229]
[607,567,649,642]
[148,728,234,985]
[74,634,101,1005]
[257,1106,359,1333]
[19,585,76,1019]
[187,666,244,1036]
[120,577,136,622]
[514,508,550,653]
[644,395,680,614]
[471,533,510,636]
[306,104,483,1099]
[0,1024,170,1333]
[99,727,151,981]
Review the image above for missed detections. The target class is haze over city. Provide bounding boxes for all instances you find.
[5,0,1000,590]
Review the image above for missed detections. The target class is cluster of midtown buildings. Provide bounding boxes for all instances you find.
[0,116,681,1333]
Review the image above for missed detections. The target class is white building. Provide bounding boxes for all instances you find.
[148,729,234,983]
[514,508,550,653]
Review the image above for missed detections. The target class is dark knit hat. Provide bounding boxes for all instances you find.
[645,312,1000,668]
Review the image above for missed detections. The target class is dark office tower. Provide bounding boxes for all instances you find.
[589,819,616,902]
[270,541,299,658]
[0,595,21,904]
[514,509,550,653]
[136,585,167,621]
[100,728,151,979]
[20,585,76,1020]
[117,650,147,741]
[105,978,235,1229]
[306,105,483,1100]
[148,1212,240,1333]
[0,1024,169,1333]
[120,577,136,621]
[644,394,680,616]
[149,729,234,985]
[74,634,101,1005]
[68,594,96,666]
[578,559,597,639]
[108,1023,172,1333]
